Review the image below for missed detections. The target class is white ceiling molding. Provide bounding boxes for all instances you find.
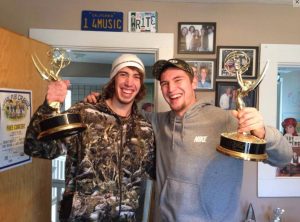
[134,0,292,5]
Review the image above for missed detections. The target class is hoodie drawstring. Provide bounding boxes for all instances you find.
[118,123,127,217]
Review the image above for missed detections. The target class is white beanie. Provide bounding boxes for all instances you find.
[110,54,145,79]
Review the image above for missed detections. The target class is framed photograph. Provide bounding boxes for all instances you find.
[185,59,215,91]
[215,81,257,110]
[178,22,216,54]
[216,46,259,79]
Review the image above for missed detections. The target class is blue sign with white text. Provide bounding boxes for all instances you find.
[81,11,123,32]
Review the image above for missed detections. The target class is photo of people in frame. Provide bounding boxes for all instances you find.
[276,117,300,177]
[216,46,259,79]
[215,81,257,110]
[186,59,215,91]
[178,22,216,54]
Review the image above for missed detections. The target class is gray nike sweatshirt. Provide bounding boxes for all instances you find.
[144,101,292,222]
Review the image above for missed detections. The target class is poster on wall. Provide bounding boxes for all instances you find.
[0,88,32,172]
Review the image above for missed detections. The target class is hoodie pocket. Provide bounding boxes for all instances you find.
[159,177,203,222]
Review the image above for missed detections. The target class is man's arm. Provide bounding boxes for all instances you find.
[264,126,293,167]
[24,101,67,159]
[24,80,70,159]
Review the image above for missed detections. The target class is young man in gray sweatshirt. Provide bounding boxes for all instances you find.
[85,58,292,222]
[147,58,291,222]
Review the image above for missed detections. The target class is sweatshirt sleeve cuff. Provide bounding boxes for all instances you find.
[264,126,277,146]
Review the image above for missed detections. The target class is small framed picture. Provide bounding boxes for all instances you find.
[185,59,215,91]
[178,22,216,54]
[216,46,259,79]
[215,81,258,110]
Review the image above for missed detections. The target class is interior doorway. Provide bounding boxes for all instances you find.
[258,44,300,198]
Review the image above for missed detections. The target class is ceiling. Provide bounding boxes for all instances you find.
[137,0,292,5]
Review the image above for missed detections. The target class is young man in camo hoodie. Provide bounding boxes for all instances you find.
[24,54,155,222]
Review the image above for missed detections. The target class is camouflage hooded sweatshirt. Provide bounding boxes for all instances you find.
[24,97,155,222]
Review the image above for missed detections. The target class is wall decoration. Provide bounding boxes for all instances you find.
[128,11,158,32]
[81,11,123,32]
[185,59,215,91]
[178,22,216,54]
[215,81,257,110]
[0,88,32,171]
[216,46,259,79]
[277,117,300,177]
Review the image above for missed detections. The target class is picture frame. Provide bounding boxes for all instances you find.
[185,59,215,91]
[215,81,257,110]
[216,46,259,79]
[178,22,216,54]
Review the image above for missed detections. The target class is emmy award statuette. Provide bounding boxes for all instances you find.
[32,48,86,140]
[216,51,270,161]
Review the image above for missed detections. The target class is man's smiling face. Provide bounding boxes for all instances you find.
[160,67,197,117]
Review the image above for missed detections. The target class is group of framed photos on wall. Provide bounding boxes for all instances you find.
[178,22,260,110]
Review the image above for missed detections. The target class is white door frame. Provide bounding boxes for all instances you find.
[258,44,300,197]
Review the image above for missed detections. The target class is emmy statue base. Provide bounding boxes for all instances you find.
[38,113,86,140]
[217,132,267,161]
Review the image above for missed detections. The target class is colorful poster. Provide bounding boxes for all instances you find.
[0,88,32,171]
